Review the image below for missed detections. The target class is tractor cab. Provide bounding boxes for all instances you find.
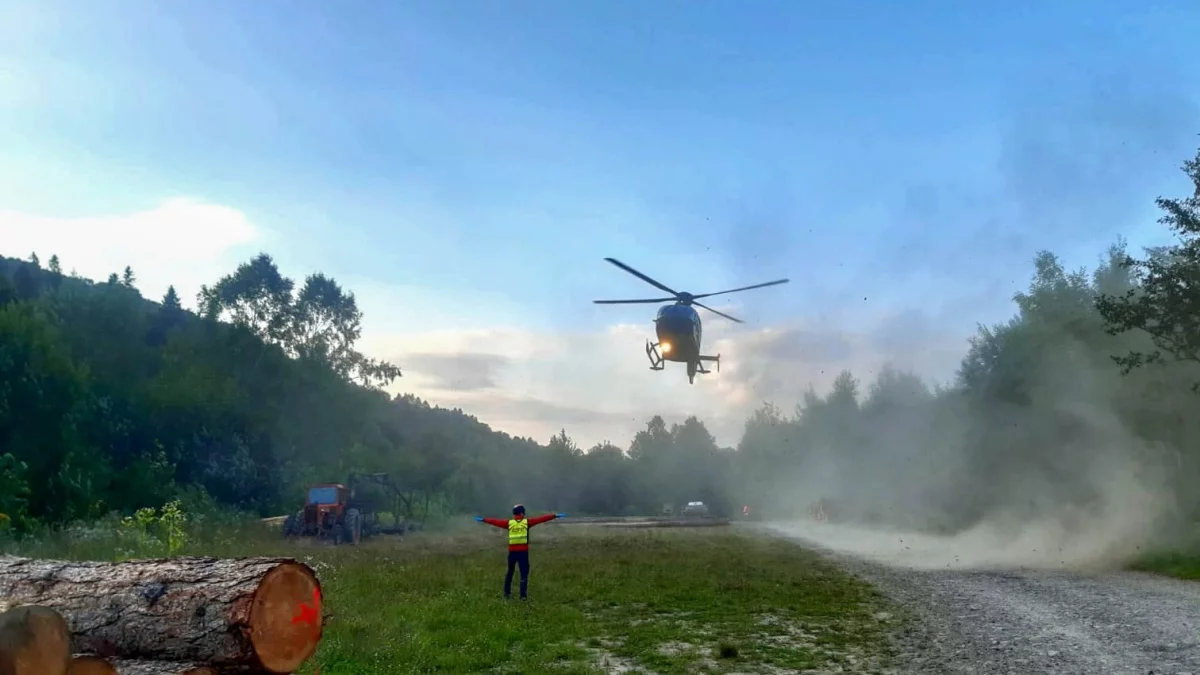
[280,482,353,542]
[300,483,349,537]
[306,483,347,509]
[308,484,346,505]
[282,472,419,545]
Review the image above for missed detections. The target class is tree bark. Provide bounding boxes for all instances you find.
[110,660,222,675]
[0,605,72,675]
[73,657,267,675]
[0,556,321,674]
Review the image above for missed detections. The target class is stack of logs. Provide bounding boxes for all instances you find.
[0,555,324,675]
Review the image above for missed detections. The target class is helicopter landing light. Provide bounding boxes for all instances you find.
[661,342,672,353]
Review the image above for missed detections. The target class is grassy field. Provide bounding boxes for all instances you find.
[6,522,902,674]
[1129,550,1200,581]
[1125,525,1200,581]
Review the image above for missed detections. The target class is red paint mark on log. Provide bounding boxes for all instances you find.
[291,588,320,627]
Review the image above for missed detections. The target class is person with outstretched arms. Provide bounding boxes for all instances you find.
[474,504,566,600]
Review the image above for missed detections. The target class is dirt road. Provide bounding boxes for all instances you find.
[761,522,1200,674]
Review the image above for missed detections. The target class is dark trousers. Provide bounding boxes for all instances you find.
[505,549,530,598]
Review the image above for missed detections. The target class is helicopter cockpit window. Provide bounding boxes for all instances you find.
[659,305,690,320]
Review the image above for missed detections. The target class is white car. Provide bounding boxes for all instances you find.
[681,501,709,516]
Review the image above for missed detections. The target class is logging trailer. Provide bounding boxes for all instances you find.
[282,472,413,545]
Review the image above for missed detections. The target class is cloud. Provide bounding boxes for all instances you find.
[403,352,511,391]
[0,199,976,451]
[368,309,970,449]
[443,393,638,444]
[878,66,1200,286]
[707,313,966,412]
[754,327,855,364]
[0,198,265,308]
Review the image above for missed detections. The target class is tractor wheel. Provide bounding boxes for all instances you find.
[344,508,362,545]
[282,513,301,538]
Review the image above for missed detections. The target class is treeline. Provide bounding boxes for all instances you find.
[0,250,734,531]
[3,143,1200,537]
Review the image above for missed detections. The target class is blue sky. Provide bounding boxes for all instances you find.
[2,1,1199,446]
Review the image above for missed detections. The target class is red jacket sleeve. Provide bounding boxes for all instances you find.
[481,517,509,529]
[526,513,557,528]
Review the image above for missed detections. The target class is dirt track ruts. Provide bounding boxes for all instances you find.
[760,523,1200,674]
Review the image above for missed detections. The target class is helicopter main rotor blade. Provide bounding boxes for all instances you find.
[690,278,790,300]
[694,301,744,323]
[603,258,679,297]
[593,297,676,304]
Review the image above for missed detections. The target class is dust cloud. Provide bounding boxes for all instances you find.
[762,463,1171,573]
[720,69,1200,571]
[741,328,1187,573]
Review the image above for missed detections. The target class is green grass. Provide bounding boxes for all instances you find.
[303,525,898,674]
[1129,549,1200,580]
[1126,526,1200,581]
[5,523,901,674]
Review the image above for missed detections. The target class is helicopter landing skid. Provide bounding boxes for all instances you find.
[645,340,666,370]
[698,354,720,374]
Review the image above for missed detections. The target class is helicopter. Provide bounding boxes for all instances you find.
[594,258,790,384]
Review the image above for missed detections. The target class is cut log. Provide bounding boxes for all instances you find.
[0,556,322,674]
[68,655,117,675]
[80,659,264,675]
[0,604,72,675]
[110,660,219,675]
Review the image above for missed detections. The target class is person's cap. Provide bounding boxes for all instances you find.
[512,503,526,514]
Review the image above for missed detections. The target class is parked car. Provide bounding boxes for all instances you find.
[681,501,709,517]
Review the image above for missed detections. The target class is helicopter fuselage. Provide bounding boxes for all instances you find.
[654,304,702,363]
[593,256,788,384]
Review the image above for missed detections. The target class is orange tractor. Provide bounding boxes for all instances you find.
[282,472,412,545]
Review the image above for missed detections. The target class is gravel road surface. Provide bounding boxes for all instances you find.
[761,522,1200,675]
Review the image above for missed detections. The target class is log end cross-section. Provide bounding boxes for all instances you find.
[247,561,323,672]
[0,604,73,675]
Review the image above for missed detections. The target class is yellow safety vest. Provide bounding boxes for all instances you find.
[508,518,529,546]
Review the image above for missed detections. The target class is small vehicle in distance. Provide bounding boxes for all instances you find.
[282,483,358,544]
[681,501,709,517]
[282,472,414,545]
